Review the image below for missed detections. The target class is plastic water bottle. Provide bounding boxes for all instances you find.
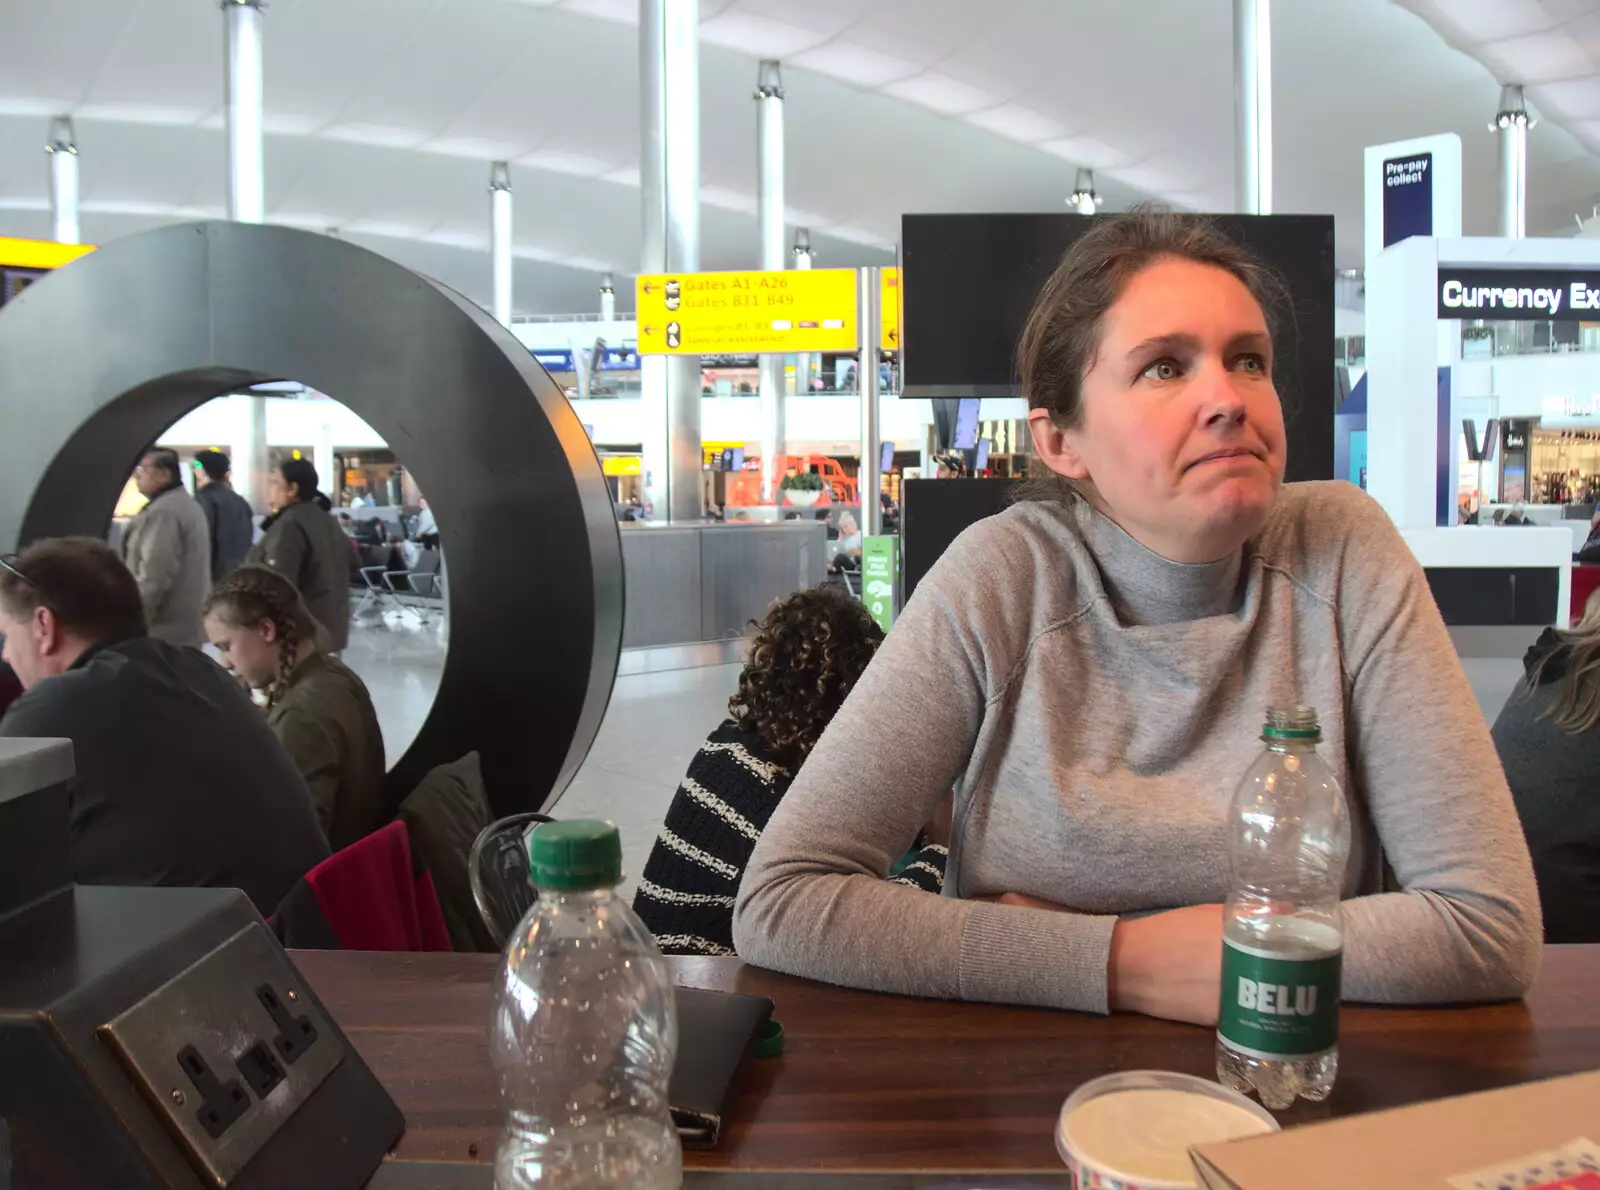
[1216,706,1351,1110]
[488,820,681,1189]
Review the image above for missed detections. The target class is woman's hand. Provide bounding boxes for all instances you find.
[920,792,956,849]
[1108,904,1224,1026]
[973,894,1224,1025]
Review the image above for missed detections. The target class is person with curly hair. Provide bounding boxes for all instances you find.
[203,565,386,851]
[633,586,945,956]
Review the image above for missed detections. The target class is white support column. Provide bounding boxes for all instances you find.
[1493,85,1532,239]
[859,267,882,538]
[315,419,336,510]
[231,393,270,515]
[490,162,513,327]
[640,0,702,523]
[1233,0,1272,214]
[46,117,80,245]
[600,273,616,323]
[223,0,265,224]
[792,228,813,395]
[1366,236,1440,529]
[223,1,268,513]
[756,60,786,502]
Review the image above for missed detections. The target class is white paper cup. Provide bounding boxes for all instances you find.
[1054,1071,1278,1189]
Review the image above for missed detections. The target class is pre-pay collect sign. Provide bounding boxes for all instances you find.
[636,269,859,355]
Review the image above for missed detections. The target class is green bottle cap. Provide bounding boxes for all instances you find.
[527,819,623,890]
[1262,704,1321,741]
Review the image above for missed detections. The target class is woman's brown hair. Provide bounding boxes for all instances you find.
[1527,591,1600,734]
[202,565,320,710]
[1017,209,1294,434]
[729,586,884,769]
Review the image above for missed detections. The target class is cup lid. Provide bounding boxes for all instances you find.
[1054,1071,1278,1189]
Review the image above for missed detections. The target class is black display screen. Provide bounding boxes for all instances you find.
[899,212,1335,482]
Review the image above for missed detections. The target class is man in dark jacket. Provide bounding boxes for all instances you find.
[0,537,330,914]
[249,458,354,651]
[193,449,256,581]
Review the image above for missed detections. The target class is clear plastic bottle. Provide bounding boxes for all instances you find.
[488,820,681,1189]
[1216,706,1351,1111]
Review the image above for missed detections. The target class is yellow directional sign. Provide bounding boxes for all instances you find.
[636,268,858,355]
[0,236,94,270]
[880,267,900,353]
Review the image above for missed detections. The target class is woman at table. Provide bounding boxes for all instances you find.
[1493,591,1600,942]
[732,210,1541,1024]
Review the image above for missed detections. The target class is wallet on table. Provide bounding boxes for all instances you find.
[670,986,774,1147]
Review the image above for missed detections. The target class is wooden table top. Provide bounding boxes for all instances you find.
[295,945,1600,1176]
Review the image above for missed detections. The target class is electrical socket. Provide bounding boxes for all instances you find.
[177,1045,249,1140]
[99,925,345,1185]
[256,984,317,1065]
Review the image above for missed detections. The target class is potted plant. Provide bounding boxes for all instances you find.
[780,471,825,508]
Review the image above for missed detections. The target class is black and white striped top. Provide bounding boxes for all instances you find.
[633,720,946,957]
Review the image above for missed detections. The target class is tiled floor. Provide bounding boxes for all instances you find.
[1461,657,1525,725]
[549,663,742,897]
[343,617,736,897]
[343,614,449,765]
[343,614,1529,900]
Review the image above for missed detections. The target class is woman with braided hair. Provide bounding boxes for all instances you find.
[203,565,386,851]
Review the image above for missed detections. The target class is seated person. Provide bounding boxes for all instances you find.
[836,512,863,555]
[411,497,439,550]
[0,539,330,914]
[204,565,387,852]
[1576,508,1600,564]
[634,587,945,956]
[350,515,386,548]
[1492,592,1600,942]
[732,211,1540,1022]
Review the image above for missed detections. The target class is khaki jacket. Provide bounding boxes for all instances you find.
[266,651,386,852]
[121,486,211,647]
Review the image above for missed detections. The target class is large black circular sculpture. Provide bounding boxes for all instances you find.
[0,221,624,816]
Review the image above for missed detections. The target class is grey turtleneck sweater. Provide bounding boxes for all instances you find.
[732,482,1541,1012]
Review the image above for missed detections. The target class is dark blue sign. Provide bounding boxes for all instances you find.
[595,347,640,371]
[953,398,980,451]
[1382,152,1432,249]
[531,349,575,371]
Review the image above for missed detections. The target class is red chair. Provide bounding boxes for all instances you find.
[270,820,452,952]
[1572,565,1600,624]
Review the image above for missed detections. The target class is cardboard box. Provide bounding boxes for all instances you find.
[1191,1071,1600,1189]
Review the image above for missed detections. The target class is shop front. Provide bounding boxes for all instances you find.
[1367,236,1594,627]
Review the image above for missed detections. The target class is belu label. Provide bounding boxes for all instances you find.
[1218,939,1342,1060]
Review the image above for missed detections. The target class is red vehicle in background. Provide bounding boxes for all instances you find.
[724,453,858,507]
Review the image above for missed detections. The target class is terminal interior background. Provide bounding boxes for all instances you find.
[6,0,1600,888]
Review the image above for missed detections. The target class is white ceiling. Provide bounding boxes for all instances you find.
[1,0,1599,316]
